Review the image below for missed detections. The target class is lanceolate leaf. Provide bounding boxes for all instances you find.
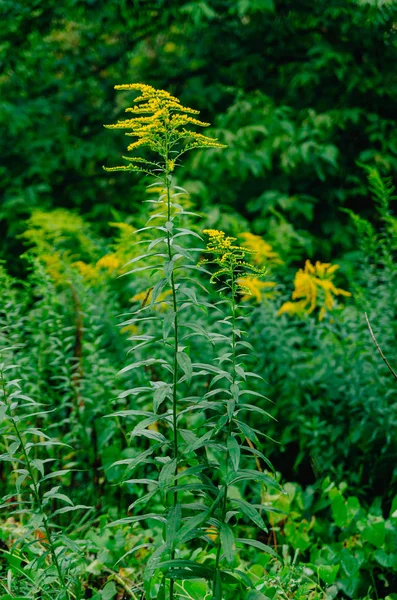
[236,538,278,559]
[227,436,241,471]
[177,351,193,384]
[232,499,268,531]
[220,523,235,564]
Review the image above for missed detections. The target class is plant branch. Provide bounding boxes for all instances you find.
[365,312,397,381]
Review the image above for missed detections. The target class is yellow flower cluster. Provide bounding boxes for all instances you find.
[104,83,226,175]
[96,254,121,271]
[279,260,351,321]
[239,232,282,267]
[238,278,277,302]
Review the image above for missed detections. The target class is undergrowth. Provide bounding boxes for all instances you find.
[0,86,396,600]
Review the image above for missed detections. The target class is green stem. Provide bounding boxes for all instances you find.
[164,147,179,600]
[0,369,69,598]
[212,271,237,595]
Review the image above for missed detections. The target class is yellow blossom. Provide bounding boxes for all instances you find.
[120,324,139,336]
[104,83,226,175]
[279,260,351,320]
[205,527,219,542]
[41,253,65,283]
[73,261,99,282]
[238,277,277,302]
[239,232,282,267]
[96,254,121,272]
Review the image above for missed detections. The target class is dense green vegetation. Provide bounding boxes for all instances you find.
[1,2,397,599]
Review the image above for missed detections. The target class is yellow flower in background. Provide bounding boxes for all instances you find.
[279,260,351,321]
[239,232,282,267]
[238,277,277,302]
[205,526,219,543]
[130,288,172,310]
[73,261,99,282]
[120,324,139,336]
[200,229,271,302]
[96,254,121,272]
[41,253,65,284]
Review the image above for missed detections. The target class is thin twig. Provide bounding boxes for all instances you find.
[365,313,397,381]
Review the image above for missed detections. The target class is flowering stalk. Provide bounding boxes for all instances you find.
[199,230,276,597]
[104,84,226,599]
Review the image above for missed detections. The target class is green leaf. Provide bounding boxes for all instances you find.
[236,538,277,558]
[100,581,117,600]
[181,581,209,600]
[163,310,175,340]
[362,517,386,548]
[166,503,181,551]
[373,549,397,569]
[150,278,167,306]
[246,592,272,600]
[227,436,240,471]
[176,509,211,544]
[153,384,170,413]
[159,459,176,492]
[317,564,339,585]
[220,523,235,564]
[233,499,267,531]
[229,469,276,488]
[177,351,193,384]
[158,559,214,580]
[51,504,90,516]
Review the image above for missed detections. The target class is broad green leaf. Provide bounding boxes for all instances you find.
[101,581,117,600]
[317,564,339,585]
[361,517,386,548]
[227,436,240,471]
[181,581,209,600]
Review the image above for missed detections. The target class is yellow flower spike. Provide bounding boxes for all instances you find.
[104,84,226,175]
[279,260,351,320]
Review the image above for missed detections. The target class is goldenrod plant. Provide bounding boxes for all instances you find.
[278,260,351,321]
[104,84,277,599]
[199,230,277,596]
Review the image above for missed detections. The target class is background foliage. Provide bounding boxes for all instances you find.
[1,1,397,598]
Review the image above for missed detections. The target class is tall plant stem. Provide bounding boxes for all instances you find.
[213,272,237,594]
[164,150,179,600]
[0,370,69,598]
